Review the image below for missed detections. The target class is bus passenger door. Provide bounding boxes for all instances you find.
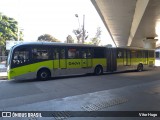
[126,50,131,65]
[107,48,117,71]
[59,48,66,68]
[143,51,148,65]
[87,49,92,67]
[81,50,87,68]
[123,50,126,65]
[124,50,131,66]
[53,48,60,68]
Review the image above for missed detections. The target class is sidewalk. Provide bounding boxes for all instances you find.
[0,62,7,80]
[0,72,7,80]
[155,58,160,66]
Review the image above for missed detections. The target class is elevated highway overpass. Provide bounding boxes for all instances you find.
[91,0,160,48]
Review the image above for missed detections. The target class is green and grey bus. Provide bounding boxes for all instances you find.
[7,42,155,80]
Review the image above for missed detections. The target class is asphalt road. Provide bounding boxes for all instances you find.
[0,68,160,110]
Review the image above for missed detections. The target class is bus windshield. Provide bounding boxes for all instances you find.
[12,48,30,66]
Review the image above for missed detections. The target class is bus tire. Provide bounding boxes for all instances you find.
[94,66,103,75]
[137,64,143,72]
[37,68,51,80]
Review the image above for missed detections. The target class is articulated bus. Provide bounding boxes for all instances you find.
[7,42,155,80]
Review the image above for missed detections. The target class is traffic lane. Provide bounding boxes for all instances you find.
[51,69,160,93]
[6,69,160,97]
[0,69,160,108]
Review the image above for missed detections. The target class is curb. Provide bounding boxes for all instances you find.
[0,72,7,80]
[0,77,7,80]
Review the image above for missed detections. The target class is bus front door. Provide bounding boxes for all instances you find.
[124,50,131,66]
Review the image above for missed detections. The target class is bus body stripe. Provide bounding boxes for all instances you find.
[8,58,107,79]
[8,60,53,79]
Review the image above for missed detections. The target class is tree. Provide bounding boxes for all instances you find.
[66,35,74,43]
[92,27,101,45]
[0,13,23,46]
[91,27,102,45]
[0,13,23,56]
[37,34,60,42]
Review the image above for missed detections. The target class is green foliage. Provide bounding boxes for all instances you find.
[0,13,23,53]
[37,34,60,42]
[91,27,102,45]
[91,37,101,45]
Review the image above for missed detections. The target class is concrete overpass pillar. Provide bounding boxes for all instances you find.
[143,37,158,49]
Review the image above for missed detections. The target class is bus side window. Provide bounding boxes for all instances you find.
[81,49,92,58]
[148,51,154,58]
[87,49,92,58]
[68,48,79,59]
[60,49,65,59]
[94,48,105,58]
[118,51,122,58]
[137,51,142,58]
[117,50,123,58]
[53,49,59,59]
[32,48,49,60]
[131,50,136,58]
[82,51,86,58]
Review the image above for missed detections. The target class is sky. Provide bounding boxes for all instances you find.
[0,0,115,46]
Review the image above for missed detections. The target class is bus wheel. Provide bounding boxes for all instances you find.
[137,64,143,72]
[37,69,51,80]
[94,66,103,75]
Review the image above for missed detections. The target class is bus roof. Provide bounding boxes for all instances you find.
[11,42,106,48]
[11,42,155,51]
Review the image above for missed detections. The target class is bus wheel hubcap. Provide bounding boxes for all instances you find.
[96,67,102,75]
[41,72,47,78]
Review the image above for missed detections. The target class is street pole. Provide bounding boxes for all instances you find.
[75,14,80,30]
[75,14,85,44]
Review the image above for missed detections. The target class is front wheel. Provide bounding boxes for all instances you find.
[37,69,51,80]
[94,66,103,75]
